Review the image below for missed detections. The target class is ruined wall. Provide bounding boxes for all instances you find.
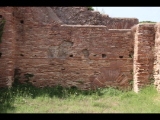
[0,7,16,87]
[52,7,138,29]
[0,7,134,90]
[1,7,160,92]
[108,17,138,29]
[154,23,160,91]
[14,19,133,90]
[133,24,155,92]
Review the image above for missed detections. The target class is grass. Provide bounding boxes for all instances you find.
[0,81,160,113]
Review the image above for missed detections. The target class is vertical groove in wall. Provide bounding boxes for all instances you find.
[133,25,139,93]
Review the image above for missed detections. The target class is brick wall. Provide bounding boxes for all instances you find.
[133,24,155,92]
[107,17,139,29]
[0,7,16,87]
[2,7,158,92]
[13,21,133,90]
[154,23,160,91]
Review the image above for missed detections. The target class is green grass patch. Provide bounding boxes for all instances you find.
[0,82,160,113]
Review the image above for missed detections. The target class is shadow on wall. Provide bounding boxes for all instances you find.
[0,15,5,43]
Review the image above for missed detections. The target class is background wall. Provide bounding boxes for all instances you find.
[52,7,139,29]
[14,19,134,89]
[2,7,157,92]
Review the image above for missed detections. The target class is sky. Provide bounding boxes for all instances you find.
[92,7,160,22]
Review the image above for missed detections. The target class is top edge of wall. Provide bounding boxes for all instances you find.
[108,29,131,31]
[60,25,107,28]
[110,17,138,20]
[139,23,156,25]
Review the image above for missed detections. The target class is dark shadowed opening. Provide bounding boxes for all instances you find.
[0,52,2,58]
[102,54,106,58]
[20,54,24,56]
[69,54,73,57]
[20,20,24,24]
[119,56,123,58]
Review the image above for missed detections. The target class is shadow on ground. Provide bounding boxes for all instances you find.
[0,81,115,113]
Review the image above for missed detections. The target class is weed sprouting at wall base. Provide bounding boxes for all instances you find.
[13,69,34,87]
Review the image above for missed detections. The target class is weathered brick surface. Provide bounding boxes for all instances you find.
[133,24,155,92]
[15,24,133,90]
[154,23,160,91]
[0,7,16,87]
[1,7,159,92]
[52,7,139,29]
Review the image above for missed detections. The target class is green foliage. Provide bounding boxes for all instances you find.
[129,79,133,85]
[87,7,94,11]
[0,18,5,43]
[0,81,159,113]
[139,21,156,23]
[149,77,155,84]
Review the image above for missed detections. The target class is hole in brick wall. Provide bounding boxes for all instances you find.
[93,54,97,56]
[0,52,2,58]
[20,20,24,24]
[102,54,106,58]
[119,56,123,58]
[69,54,73,57]
[61,68,65,70]
[138,70,143,72]
[0,15,2,18]
[129,54,132,58]
[20,54,24,56]
[35,55,37,57]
